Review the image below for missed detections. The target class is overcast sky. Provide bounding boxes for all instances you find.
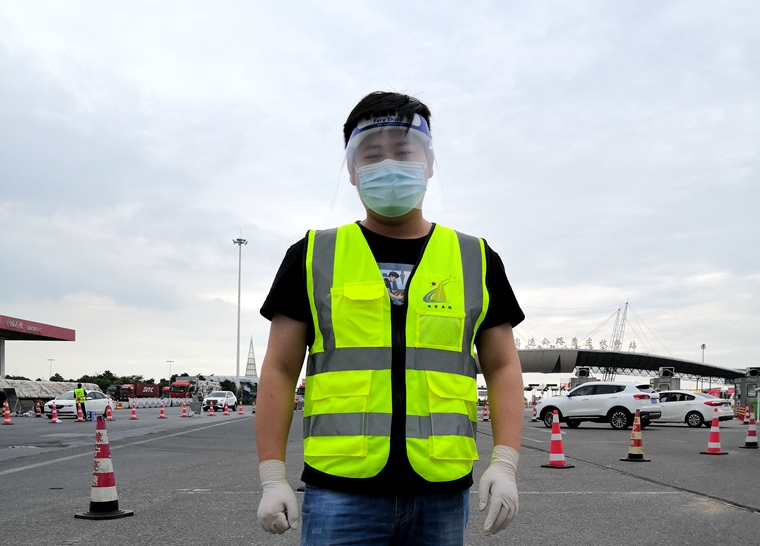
[1,1,758,384]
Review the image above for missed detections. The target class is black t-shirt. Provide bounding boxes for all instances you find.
[260,223,524,495]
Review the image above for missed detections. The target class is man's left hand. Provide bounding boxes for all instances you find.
[478,445,519,535]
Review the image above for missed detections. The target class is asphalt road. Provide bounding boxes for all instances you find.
[1,406,758,545]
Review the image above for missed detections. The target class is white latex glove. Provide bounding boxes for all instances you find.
[257,460,300,534]
[478,445,519,535]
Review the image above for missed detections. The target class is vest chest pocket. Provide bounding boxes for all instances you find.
[331,281,387,348]
[415,309,466,352]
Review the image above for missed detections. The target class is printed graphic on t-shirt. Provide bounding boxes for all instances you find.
[378,262,413,306]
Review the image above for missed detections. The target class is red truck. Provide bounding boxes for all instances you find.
[170,380,193,398]
[119,383,160,401]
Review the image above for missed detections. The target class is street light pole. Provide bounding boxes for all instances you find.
[233,238,248,390]
[48,358,54,380]
[701,344,708,390]
[167,360,174,379]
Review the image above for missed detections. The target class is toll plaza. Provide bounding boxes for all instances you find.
[0,315,76,378]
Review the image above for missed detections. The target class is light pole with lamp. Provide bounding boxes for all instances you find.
[48,359,54,380]
[701,344,708,390]
[233,238,248,391]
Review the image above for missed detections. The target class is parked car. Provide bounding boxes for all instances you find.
[535,381,662,430]
[44,390,111,419]
[202,391,237,412]
[654,390,734,427]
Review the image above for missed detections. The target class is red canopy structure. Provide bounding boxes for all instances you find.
[0,315,76,377]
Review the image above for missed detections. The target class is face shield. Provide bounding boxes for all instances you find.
[332,113,445,216]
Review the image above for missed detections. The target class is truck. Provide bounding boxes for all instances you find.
[117,383,160,401]
[170,380,193,398]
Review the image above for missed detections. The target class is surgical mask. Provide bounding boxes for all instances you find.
[357,159,427,217]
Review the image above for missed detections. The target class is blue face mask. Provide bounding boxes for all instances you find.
[357,160,427,217]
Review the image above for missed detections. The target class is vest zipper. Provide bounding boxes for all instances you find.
[389,224,436,457]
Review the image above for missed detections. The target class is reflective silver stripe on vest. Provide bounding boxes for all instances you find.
[407,413,477,440]
[304,412,476,441]
[456,230,485,354]
[405,348,478,379]
[304,412,392,438]
[307,347,392,375]
[311,228,338,352]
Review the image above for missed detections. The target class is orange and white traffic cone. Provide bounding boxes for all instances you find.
[541,410,574,469]
[50,403,60,423]
[35,400,42,417]
[76,403,85,423]
[482,403,490,422]
[701,408,728,455]
[530,404,538,422]
[75,416,134,520]
[620,410,651,462]
[223,401,229,416]
[2,401,13,425]
[739,413,758,449]
[208,402,215,416]
[106,404,114,422]
[181,401,188,418]
[743,406,751,425]
[158,400,167,419]
[238,403,244,415]
[129,402,138,421]
[737,405,746,422]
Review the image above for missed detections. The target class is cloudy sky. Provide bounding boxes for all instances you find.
[1,1,758,384]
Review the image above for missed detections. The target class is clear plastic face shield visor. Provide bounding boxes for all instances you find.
[332,113,445,216]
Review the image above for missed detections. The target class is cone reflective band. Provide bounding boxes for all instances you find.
[701,408,728,455]
[75,416,133,519]
[541,410,574,469]
[621,410,650,462]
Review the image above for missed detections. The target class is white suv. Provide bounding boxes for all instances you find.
[202,391,238,412]
[535,381,661,430]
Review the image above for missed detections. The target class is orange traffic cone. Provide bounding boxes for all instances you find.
[181,401,188,418]
[251,403,256,414]
[129,402,138,421]
[2,401,13,425]
[541,410,574,469]
[701,408,728,455]
[76,403,85,422]
[530,404,538,422]
[208,401,215,416]
[238,403,244,415]
[106,404,114,422]
[482,402,490,422]
[75,416,134,520]
[50,403,60,423]
[158,400,167,419]
[737,405,746,422]
[620,410,651,462]
[223,401,229,416]
[739,413,758,449]
[35,400,42,417]
[743,406,751,425]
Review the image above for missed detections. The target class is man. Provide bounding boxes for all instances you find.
[74,383,87,418]
[256,92,525,545]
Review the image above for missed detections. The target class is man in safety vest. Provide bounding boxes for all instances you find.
[256,92,525,545]
[74,383,87,418]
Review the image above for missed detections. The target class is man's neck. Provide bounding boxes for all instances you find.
[360,210,432,239]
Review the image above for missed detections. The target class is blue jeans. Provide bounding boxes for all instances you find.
[300,485,470,546]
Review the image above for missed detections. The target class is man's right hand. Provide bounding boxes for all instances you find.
[257,460,300,534]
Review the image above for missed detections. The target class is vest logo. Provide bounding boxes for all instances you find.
[423,278,454,309]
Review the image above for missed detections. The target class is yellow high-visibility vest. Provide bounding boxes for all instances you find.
[74,388,85,404]
[304,223,489,482]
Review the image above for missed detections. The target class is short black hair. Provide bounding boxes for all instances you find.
[343,91,432,148]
